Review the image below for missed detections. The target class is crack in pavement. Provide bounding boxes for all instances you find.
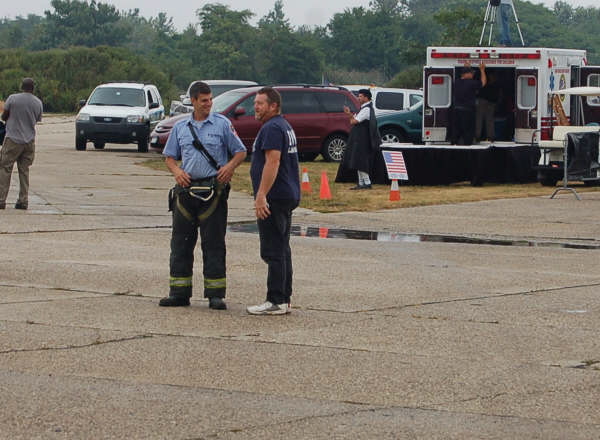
[0,282,132,298]
[305,281,600,314]
[0,225,170,235]
[0,334,151,355]
[193,397,600,439]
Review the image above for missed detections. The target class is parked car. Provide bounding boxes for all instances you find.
[169,80,258,115]
[75,82,164,152]
[377,101,424,144]
[151,85,359,161]
[343,85,423,116]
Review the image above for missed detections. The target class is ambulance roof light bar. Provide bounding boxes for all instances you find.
[431,49,540,59]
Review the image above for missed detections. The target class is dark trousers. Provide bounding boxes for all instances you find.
[169,184,229,299]
[257,199,298,305]
[452,107,476,146]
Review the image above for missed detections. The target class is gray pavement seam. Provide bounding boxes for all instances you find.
[303,281,600,314]
[0,282,132,297]
[0,334,151,355]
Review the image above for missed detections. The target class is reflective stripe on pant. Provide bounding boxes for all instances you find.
[257,198,298,305]
[169,183,229,299]
[0,137,35,204]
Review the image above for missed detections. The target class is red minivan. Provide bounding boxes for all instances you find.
[150,85,359,161]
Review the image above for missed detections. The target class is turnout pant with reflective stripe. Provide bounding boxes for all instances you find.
[169,184,229,299]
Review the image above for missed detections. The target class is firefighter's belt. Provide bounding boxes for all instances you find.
[186,178,217,201]
[173,179,228,223]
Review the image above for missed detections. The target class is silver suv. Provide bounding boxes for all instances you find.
[75,82,164,152]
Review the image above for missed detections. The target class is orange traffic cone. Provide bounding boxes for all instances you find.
[389,179,401,201]
[319,227,329,238]
[319,171,332,200]
[301,167,312,193]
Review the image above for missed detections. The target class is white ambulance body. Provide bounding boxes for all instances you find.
[422,46,600,145]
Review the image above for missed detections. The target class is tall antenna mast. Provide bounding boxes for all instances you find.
[479,0,525,47]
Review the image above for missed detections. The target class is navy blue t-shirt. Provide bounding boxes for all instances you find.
[454,79,482,108]
[250,115,300,201]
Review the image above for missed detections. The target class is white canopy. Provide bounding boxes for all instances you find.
[552,86,600,96]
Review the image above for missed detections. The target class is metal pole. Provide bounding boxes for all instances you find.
[509,0,525,46]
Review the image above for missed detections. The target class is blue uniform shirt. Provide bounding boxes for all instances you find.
[250,115,300,201]
[163,113,246,179]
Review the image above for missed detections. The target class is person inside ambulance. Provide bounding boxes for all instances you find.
[451,63,487,146]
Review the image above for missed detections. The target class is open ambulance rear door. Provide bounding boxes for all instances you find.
[580,67,600,124]
[423,67,453,142]
[515,68,539,143]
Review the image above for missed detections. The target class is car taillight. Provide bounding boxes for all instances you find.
[431,77,444,85]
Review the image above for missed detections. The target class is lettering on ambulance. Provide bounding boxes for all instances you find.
[287,129,298,154]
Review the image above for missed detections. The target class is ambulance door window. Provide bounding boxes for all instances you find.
[517,75,536,109]
[427,75,451,108]
[586,74,600,106]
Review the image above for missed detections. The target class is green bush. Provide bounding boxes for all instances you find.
[0,46,178,112]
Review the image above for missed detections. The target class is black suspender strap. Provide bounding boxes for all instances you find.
[187,121,221,171]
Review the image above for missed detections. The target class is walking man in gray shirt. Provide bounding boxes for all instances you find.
[0,78,43,210]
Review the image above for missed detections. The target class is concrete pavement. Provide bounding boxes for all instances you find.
[0,116,599,439]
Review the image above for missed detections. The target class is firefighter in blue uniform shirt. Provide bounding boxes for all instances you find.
[159,81,246,309]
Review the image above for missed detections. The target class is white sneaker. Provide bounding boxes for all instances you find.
[246,301,289,315]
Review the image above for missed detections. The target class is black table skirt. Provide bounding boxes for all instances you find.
[335,144,541,185]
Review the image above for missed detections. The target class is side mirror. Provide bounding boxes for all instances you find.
[234,107,246,117]
[79,99,86,107]
[182,97,191,106]
[149,102,160,109]
[179,94,186,101]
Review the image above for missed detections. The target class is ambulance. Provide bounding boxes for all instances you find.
[422,46,600,145]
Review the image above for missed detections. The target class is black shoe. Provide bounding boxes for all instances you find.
[0,202,5,209]
[209,297,227,310]
[14,202,28,210]
[158,296,190,307]
[350,184,372,190]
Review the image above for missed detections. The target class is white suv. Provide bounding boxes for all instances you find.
[343,85,423,116]
[75,82,164,152]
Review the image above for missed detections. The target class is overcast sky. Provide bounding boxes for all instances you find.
[2,0,598,29]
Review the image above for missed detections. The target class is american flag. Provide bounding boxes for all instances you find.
[382,150,408,180]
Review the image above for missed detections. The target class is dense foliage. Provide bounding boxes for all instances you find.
[0,0,598,112]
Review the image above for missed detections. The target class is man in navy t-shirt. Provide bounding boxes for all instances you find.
[247,87,300,315]
[452,63,486,145]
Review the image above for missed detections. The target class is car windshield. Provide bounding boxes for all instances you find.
[408,100,423,111]
[88,87,146,107]
[212,89,251,113]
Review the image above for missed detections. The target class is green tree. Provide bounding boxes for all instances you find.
[254,1,323,83]
[38,0,131,48]
[194,3,256,79]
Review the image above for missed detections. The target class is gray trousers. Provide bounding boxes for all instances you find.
[476,99,496,141]
[0,137,35,204]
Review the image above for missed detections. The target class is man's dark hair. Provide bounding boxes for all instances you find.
[257,87,282,111]
[21,78,35,92]
[358,88,372,100]
[461,67,475,77]
[189,81,212,99]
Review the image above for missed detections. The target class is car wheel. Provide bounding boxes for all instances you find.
[138,136,149,153]
[93,142,105,150]
[76,135,86,151]
[380,127,406,143]
[299,152,318,162]
[322,134,347,162]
